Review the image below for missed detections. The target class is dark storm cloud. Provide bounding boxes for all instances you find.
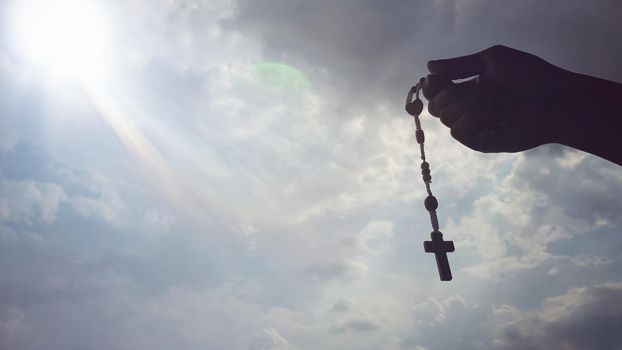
[498,282,622,350]
[455,0,622,80]
[226,0,440,66]
[226,0,622,108]
[225,0,452,106]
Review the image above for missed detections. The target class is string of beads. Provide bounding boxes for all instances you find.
[406,79,440,232]
[405,78,455,281]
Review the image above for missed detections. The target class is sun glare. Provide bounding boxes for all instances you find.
[10,0,113,82]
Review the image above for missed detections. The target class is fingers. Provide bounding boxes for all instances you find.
[427,46,493,79]
[431,86,504,152]
[427,78,478,117]
[422,74,453,100]
[437,87,495,128]
[450,108,497,153]
[450,112,480,148]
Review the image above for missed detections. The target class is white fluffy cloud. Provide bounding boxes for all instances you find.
[448,146,622,280]
[0,179,66,224]
[249,327,293,350]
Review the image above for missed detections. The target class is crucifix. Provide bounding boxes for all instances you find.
[423,231,455,281]
[405,79,455,281]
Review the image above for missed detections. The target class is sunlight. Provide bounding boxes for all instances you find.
[10,0,113,82]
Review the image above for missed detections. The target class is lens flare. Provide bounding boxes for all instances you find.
[251,62,311,91]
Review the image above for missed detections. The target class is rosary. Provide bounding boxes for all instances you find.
[405,78,455,281]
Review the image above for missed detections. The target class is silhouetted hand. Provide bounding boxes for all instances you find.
[422,45,622,166]
[422,45,570,153]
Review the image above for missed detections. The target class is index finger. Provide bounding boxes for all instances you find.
[427,48,488,79]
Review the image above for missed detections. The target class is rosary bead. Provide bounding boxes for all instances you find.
[424,195,438,211]
[421,162,430,169]
[405,99,423,116]
[415,130,425,144]
[422,174,432,183]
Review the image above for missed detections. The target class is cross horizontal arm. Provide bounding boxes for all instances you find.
[423,240,455,253]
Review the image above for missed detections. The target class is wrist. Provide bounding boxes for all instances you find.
[552,69,622,165]
[546,68,582,146]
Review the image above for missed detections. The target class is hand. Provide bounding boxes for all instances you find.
[422,45,571,153]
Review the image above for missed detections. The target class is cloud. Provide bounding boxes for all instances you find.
[248,327,292,350]
[1,0,622,349]
[404,282,622,350]
[0,179,66,224]
[0,306,31,350]
[407,294,514,349]
[516,147,622,227]
[331,318,380,334]
[0,129,19,154]
[69,191,125,226]
[305,259,369,282]
[412,294,470,326]
[226,0,622,111]
[448,146,622,280]
[330,298,353,313]
[225,0,454,105]
[453,0,622,81]
[497,282,622,350]
[357,220,394,255]
[0,270,306,350]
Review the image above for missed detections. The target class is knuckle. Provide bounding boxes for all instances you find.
[487,45,509,55]
[482,45,512,67]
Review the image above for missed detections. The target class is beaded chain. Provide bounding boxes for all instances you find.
[405,79,455,281]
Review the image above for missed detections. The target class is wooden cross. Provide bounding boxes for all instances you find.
[423,231,455,281]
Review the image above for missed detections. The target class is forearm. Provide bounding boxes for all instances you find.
[556,71,622,166]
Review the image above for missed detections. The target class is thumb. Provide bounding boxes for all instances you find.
[427,47,491,79]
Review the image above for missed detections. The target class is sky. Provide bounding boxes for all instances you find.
[1,0,622,349]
